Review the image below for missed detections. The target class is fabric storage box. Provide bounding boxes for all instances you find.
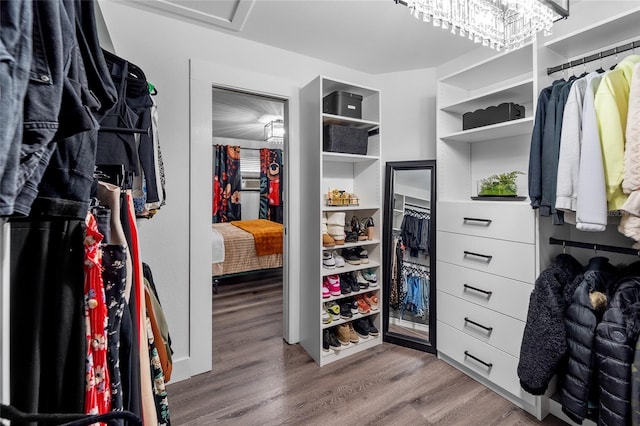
[462,102,525,130]
[323,91,363,119]
[323,124,368,155]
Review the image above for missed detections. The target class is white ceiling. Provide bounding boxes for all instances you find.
[128,0,481,74]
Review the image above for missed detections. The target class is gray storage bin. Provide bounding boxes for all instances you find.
[323,124,368,155]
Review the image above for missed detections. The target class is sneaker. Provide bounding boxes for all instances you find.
[323,329,331,351]
[340,272,360,293]
[325,301,341,319]
[366,317,379,336]
[340,303,353,319]
[347,323,360,343]
[336,324,350,345]
[354,294,371,314]
[332,251,345,268]
[356,270,369,289]
[353,318,370,338]
[342,248,361,265]
[340,276,352,295]
[362,268,377,284]
[347,297,359,314]
[354,247,369,264]
[322,251,335,269]
[324,275,341,296]
[363,292,379,311]
[322,308,331,324]
[328,329,341,350]
[322,282,330,299]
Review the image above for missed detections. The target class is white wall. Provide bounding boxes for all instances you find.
[98,0,438,382]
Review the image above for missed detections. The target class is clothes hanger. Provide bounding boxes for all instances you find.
[609,48,618,71]
[596,52,606,74]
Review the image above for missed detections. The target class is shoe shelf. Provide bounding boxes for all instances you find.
[301,75,382,366]
[322,286,380,304]
[321,260,380,277]
[321,239,381,251]
[321,310,379,330]
[321,334,382,359]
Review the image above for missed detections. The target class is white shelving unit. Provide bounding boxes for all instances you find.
[436,41,539,416]
[300,76,382,366]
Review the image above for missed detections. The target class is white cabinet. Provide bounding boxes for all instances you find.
[436,43,538,414]
[300,76,382,366]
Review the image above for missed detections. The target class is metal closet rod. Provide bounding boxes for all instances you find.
[547,39,640,76]
[549,237,640,257]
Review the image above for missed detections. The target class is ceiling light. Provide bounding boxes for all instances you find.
[400,0,568,52]
[265,120,284,144]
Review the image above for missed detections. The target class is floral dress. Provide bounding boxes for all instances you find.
[84,212,111,416]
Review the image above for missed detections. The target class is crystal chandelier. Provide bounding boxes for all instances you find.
[404,0,566,51]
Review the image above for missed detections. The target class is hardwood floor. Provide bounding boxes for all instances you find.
[167,273,567,425]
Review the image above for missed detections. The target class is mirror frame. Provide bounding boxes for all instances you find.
[382,160,437,354]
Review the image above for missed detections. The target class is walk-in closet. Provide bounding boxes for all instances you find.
[3,1,640,425]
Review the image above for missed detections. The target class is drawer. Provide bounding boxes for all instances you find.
[437,321,536,406]
[437,231,535,283]
[437,201,535,244]
[437,291,525,357]
[437,261,532,321]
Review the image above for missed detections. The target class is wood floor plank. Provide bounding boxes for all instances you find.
[167,273,567,425]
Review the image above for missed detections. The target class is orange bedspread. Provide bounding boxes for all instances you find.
[230,219,283,256]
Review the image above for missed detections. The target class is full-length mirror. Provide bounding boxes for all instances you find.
[382,160,436,353]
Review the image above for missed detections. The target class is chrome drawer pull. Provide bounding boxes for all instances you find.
[464,350,493,369]
[463,217,492,226]
[463,284,492,297]
[464,317,493,333]
[463,251,493,262]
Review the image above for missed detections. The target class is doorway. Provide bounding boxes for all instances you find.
[211,86,287,291]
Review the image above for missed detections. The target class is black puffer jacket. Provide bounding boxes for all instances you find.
[595,276,640,426]
[518,254,584,395]
[629,303,640,426]
[559,257,617,424]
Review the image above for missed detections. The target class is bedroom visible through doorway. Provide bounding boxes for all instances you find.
[210,86,287,306]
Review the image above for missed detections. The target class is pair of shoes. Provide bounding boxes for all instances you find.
[324,275,341,296]
[361,217,375,240]
[335,323,351,345]
[356,270,369,289]
[325,301,340,320]
[339,271,359,293]
[322,215,335,247]
[323,329,341,351]
[342,248,362,265]
[363,292,379,311]
[322,251,335,269]
[322,308,331,324]
[352,318,371,338]
[354,247,368,263]
[366,317,379,336]
[354,294,370,314]
[327,212,346,245]
[362,268,377,284]
[340,302,353,319]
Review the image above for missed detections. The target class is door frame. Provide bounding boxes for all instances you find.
[188,59,300,376]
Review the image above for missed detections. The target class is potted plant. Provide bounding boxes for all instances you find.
[478,171,524,197]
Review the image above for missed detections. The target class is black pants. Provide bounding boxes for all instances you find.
[9,218,86,424]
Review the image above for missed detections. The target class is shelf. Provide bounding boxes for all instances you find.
[440,117,534,143]
[320,334,382,362]
[322,113,379,131]
[322,152,379,163]
[321,260,380,277]
[439,44,533,92]
[322,286,380,304]
[440,78,533,115]
[544,7,640,58]
[322,205,379,212]
[322,239,380,251]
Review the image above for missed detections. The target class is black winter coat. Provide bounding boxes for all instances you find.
[518,254,584,395]
[632,304,640,426]
[595,276,640,426]
[559,257,617,424]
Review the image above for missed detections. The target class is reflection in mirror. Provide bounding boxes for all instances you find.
[383,160,436,354]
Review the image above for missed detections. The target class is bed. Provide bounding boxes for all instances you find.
[211,219,283,278]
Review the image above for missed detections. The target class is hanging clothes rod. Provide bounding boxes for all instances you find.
[404,202,430,210]
[549,237,640,257]
[547,39,640,76]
